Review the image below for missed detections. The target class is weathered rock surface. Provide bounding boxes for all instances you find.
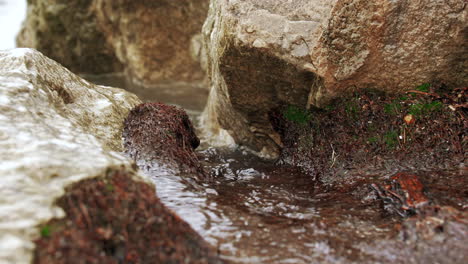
[312,0,467,99]
[16,0,122,74]
[201,0,467,157]
[17,0,209,85]
[123,102,204,176]
[201,0,330,157]
[93,0,209,85]
[34,170,224,264]
[364,206,468,264]
[0,48,140,263]
[0,49,221,264]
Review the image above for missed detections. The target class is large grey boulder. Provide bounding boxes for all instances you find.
[0,48,141,263]
[200,0,334,157]
[201,0,467,157]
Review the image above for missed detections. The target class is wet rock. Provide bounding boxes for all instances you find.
[17,0,209,85]
[270,89,466,184]
[201,0,467,157]
[201,0,328,157]
[123,102,204,176]
[0,49,222,264]
[34,169,225,264]
[371,172,430,217]
[16,0,122,74]
[0,48,140,263]
[93,0,209,85]
[365,206,468,264]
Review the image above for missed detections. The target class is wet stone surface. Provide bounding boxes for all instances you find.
[123,102,204,176]
[147,153,467,263]
[34,170,224,264]
[112,78,465,262]
[117,88,467,263]
[371,172,430,217]
[142,148,411,263]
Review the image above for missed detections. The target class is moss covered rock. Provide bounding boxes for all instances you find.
[123,102,204,176]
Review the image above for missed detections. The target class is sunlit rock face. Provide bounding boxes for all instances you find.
[0,48,141,263]
[16,0,122,74]
[201,0,467,157]
[17,0,209,85]
[93,0,209,85]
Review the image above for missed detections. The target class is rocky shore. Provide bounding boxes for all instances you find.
[0,49,223,264]
[1,0,466,263]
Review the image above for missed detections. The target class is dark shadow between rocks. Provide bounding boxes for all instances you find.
[217,44,318,156]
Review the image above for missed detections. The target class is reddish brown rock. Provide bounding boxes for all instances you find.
[34,169,224,264]
[371,172,430,217]
[123,102,203,175]
[270,88,466,184]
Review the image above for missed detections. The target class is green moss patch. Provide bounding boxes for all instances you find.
[283,105,311,125]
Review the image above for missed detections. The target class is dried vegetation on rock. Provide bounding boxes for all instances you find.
[34,169,224,264]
